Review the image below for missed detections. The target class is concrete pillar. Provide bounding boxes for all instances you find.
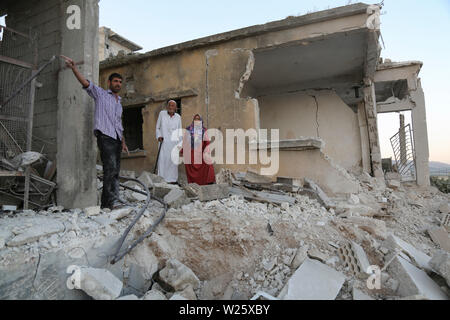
[399,114,407,165]
[409,78,430,187]
[357,102,371,174]
[363,79,384,178]
[57,0,99,208]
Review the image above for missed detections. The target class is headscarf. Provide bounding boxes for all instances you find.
[186,114,206,149]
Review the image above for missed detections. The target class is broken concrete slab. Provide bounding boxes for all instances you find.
[383,234,432,271]
[427,227,450,252]
[303,178,333,209]
[429,251,450,287]
[6,219,65,247]
[120,170,136,179]
[84,206,101,217]
[388,256,448,300]
[164,189,190,209]
[438,202,449,214]
[345,216,387,240]
[251,291,279,300]
[159,259,200,291]
[67,266,123,300]
[137,171,164,188]
[246,190,296,206]
[291,246,309,269]
[386,179,401,190]
[278,258,345,300]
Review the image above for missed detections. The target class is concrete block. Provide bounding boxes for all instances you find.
[109,207,134,221]
[352,287,375,300]
[84,206,101,217]
[278,258,345,300]
[338,242,371,277]
[142,289,167,300]
[159,259,200,291]
[430,251,450,287]
[164,189,190,209]
[67,266,123,300]
[383,234,432,271]
[6,219,65,247]
[388,256,448,300]
[427,227,450,252]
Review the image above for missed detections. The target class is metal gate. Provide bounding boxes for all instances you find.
[390,123,416,182]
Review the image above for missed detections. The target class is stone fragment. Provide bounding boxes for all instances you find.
[176,284,197,300]
[142,289,167,300]
[152,183,180,199]
[0,237,5,250]
[188,184,230,202]
[2,205,17,211]
[388,256,448,300]
[137,171,159,188]
[170,294,188,300]
[164,189,190,209]
[7,219,65,247]
[66,266,123,300]
[84,206,101,217]
[117,295,139,300]
[120,170,136,179]
[307,248,329,263]
[291,246,309,269]
[131,192,147,202]
[245,170,272,184]
[159,259,200,291]
[386,180,401,190]
[438,202,449,214]
[348,194,360,205]
[278,258,345,300]
[442,213,450,232]
[303,178,333,209]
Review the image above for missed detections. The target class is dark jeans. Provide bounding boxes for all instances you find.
[96,130,121,208]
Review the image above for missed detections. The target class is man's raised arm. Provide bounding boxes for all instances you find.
[61,55,89,88]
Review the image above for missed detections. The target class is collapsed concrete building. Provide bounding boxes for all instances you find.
[98,27,142,62]
[1,1,448,302]
[100,2,430,196]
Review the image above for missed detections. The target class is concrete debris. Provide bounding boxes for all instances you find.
[216,168,235,186]
[348,194,360,205]
[386,179,401,190]
[251,291,279,300]
[427,227,450,252]
[345,216,387,240]
[6,218,65,247]
[244,170,272,184]
[442,213,450,232]
[303,178,333,209]
[170,294,188,300]
[152,183,180,199]
[84,206,101,217]
[117,294,139,300]
[142,289,167,300]
[159,259,200,291]
[383,234,432,271]
[307,248,329,263]
[338,242,371,278]
[388,256,448,300]
[67,266,123,300]
[278,258,345,300]
[186,183,231,202]
[176,284,198,300]
[2,205,17,211]
[120,170,136,179]
[429,251,450,287]
[109,207,134,221]
[438,202,449,214]
[291,246,309,269]
[164,189,190,209]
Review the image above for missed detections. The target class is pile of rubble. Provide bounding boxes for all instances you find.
[0,167,449,300]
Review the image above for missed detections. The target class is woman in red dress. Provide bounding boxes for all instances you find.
[181,114,216,185]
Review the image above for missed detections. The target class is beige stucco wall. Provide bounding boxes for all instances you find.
[259,90,363,172]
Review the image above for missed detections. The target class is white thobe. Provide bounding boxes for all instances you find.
[156,110,182,183]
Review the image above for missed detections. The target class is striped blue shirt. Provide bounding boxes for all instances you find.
[84,80,124,141]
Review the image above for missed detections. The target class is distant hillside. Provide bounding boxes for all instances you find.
[430,161,450,175]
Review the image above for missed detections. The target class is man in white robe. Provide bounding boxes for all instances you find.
[156,100,182,183]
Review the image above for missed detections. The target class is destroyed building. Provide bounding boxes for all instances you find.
[98,27,142,62]
[0,1,449,302]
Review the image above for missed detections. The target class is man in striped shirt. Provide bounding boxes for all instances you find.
[61,55,129,210]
